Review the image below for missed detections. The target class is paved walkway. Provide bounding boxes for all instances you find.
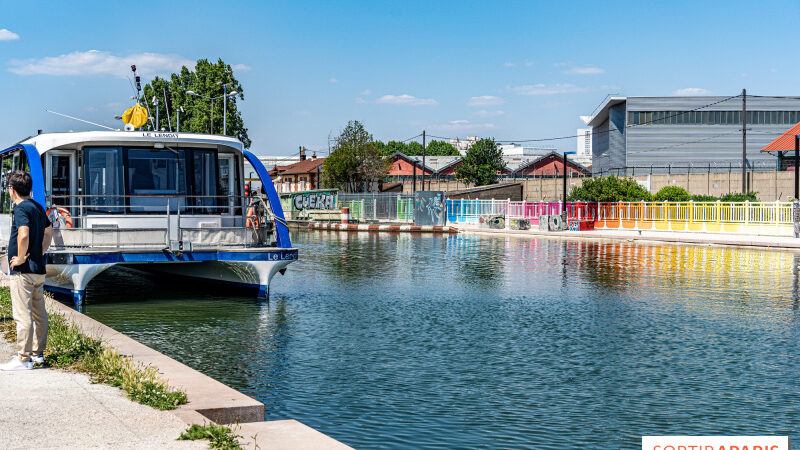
[0,339,205,449]
[459,225,800,250]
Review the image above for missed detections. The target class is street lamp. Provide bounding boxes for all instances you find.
[186,88,238,135]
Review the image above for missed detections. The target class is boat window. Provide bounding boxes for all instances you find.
[189,149,217,212]
[127,149,186,212]
[84,147,125,213]
[50,155,72,207]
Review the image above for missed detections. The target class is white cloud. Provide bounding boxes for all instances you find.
[503,60,532,68]
[355,97,366,104]
[360,89,372,95]
[563,66,605,75]
[429,120,496,131]
[673,87,711,96]
[375,94,438,106]
[508,83,589,95]
[231,63,251,71]
[0,29,19,41]
[329,77,338,83]
[8,50,195,77]
[475,109,505,118]
[467,95,504,106]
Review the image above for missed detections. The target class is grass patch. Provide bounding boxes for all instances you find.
[0,287,186,410]
[179,423,242,449]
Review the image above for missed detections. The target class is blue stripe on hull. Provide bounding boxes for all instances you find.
[47,248,298,265]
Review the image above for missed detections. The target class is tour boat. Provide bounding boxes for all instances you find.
[0,130,296,305]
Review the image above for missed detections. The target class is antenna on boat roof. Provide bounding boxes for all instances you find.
[131,65,142,101]
[45,109,116,131]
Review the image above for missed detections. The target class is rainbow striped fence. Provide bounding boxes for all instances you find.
[506,201,597,226]
[445,199,795,236]
[446,199,508,224]
[595,201,793,236]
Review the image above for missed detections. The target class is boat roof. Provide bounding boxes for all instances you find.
[13,131,244,153]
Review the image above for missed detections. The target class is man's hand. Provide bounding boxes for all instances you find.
[9,253,29,269]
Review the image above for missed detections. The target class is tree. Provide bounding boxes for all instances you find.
[454,138,504,186]
[322,121,389,192]
[424,140,460,156]
[567,176,652,202]
[140,58,250,148]
[406,142,424,155]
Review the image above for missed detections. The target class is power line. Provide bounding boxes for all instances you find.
[399,133,422,143]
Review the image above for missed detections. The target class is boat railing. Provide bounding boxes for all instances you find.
[46,194,276,250]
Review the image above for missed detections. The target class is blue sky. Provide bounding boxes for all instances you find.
[1,0,799,155]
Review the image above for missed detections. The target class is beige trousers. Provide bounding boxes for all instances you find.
[10,273,48,363]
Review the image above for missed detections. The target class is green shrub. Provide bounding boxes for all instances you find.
[567,176,652,202]
[653,186,692,202]
[691,194,719,202]
[180,423,242,449]
[720,191,759,202]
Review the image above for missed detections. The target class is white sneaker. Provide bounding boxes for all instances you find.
[0,358,33,371]
[31,355,44,364]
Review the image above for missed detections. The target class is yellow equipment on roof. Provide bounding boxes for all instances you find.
[121,103,148,129]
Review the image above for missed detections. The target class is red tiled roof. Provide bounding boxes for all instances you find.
[270,158,325,175]
[761,122,800,152]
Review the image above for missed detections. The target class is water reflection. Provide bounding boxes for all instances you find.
[83,232,800,449]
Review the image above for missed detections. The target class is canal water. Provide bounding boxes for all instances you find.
[83,231,800,449]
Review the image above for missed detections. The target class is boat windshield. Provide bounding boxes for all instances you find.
[83,146,227,214]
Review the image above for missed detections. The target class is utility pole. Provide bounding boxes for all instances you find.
[795,135,799,200]
[421,130,426,192]
[742,88,747,193]
[563,152,568,224]
[412,159,417,194]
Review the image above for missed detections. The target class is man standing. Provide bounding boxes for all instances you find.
[0,171,52,371]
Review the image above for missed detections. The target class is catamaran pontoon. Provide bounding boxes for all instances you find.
[0,130,296,305]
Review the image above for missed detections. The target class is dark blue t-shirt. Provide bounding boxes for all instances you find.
[8,199,51,274]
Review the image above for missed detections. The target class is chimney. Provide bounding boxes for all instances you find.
[312,151,317,159]
[299,146,306,160]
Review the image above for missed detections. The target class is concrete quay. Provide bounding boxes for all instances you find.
[1,297,351,449]
[458,225,800,250]
[0,337,206,450]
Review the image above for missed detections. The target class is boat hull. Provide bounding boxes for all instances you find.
[44,248,298,305]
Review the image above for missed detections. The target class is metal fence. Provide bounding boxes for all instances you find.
[445,199,508,224]
[444,198,795,236]
[339,193,415,222]
[595,201,793,235]
[506,201,597,226]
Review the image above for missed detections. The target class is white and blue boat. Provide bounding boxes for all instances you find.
[0,130,296,305]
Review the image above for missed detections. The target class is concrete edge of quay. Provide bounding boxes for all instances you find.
[303,221,459,233]
[456,225,800,250]
[47,299,353,449]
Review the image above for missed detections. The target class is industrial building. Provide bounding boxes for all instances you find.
[584,96,800,174]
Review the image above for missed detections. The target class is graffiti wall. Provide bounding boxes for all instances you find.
[414,191,446,226]
[289,190,338,211]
